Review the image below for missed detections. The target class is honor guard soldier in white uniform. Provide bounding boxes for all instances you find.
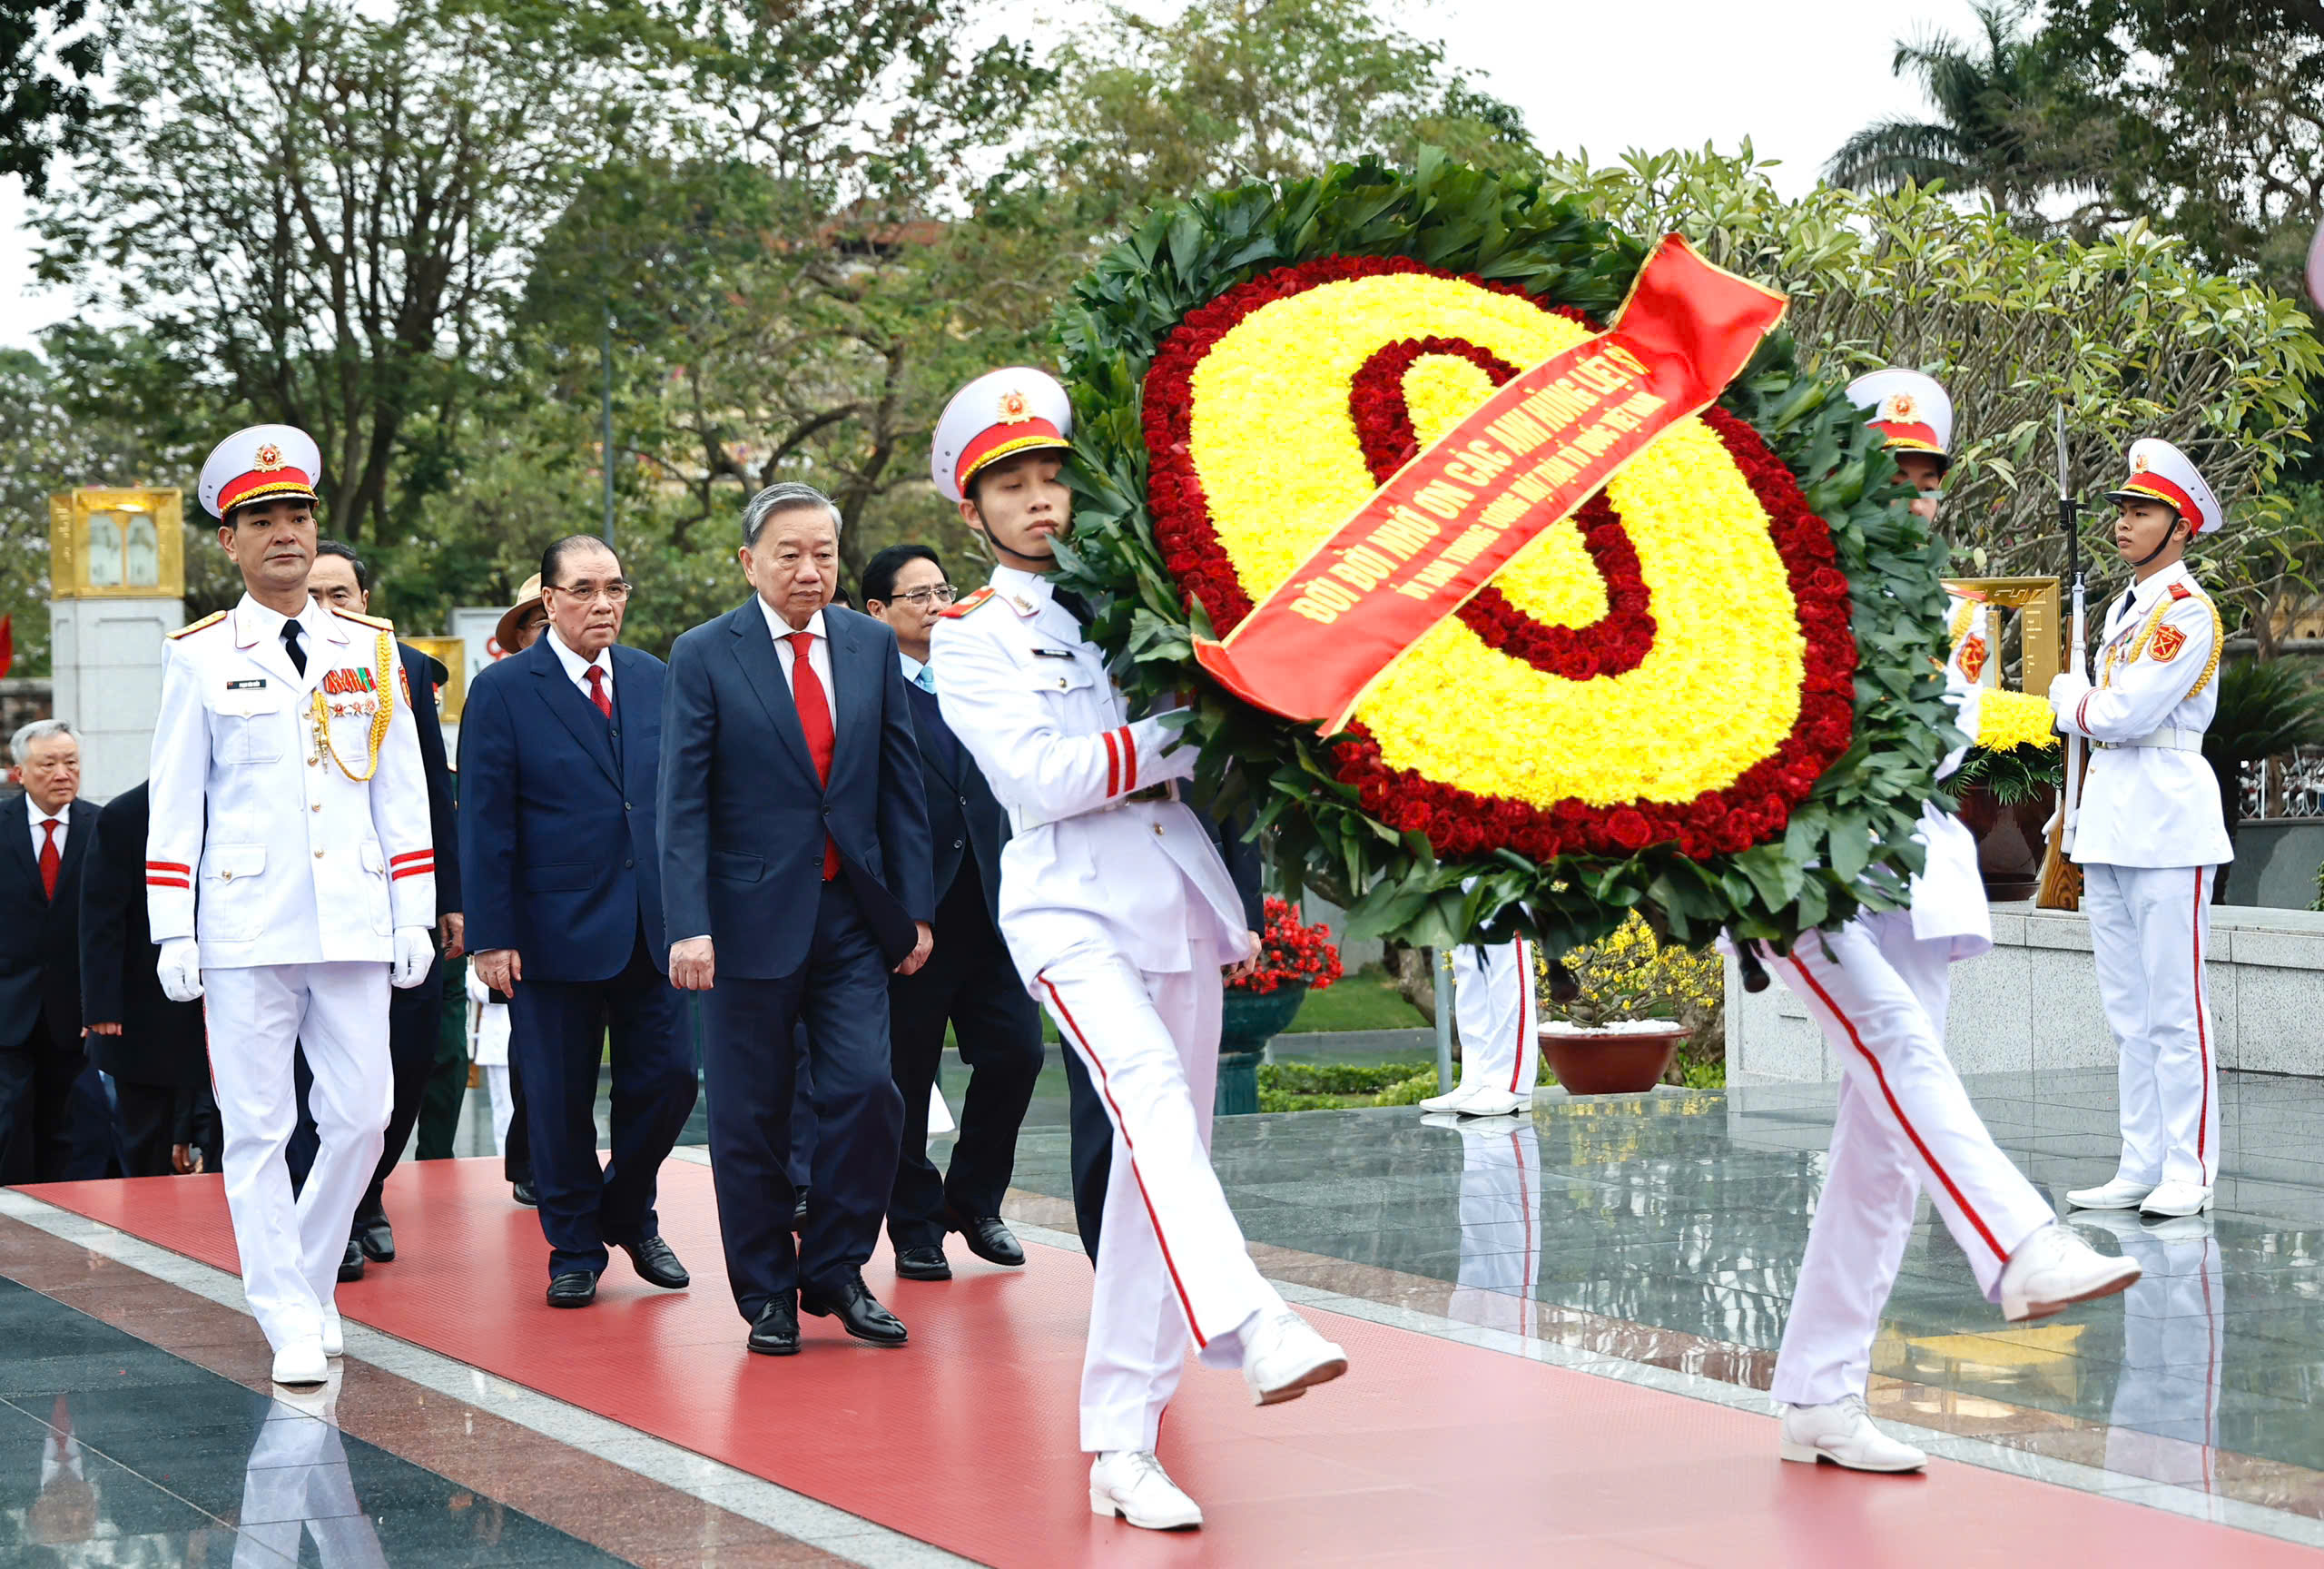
[146,426,437,1387]
[1418,923,1538,1117]
[1757,373,2139,1474]
[2050,439,2232,1219]
[927,369,1348,1533]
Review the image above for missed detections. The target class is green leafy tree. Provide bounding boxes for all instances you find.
[0,0,103,195]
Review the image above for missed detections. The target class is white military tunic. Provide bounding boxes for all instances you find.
[145,593,434,1353]
[931,566,1280,1456]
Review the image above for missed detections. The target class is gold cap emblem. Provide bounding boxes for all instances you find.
[1883,392,1916,421]
[254,443,284,470]
[997,389,1032,424]
[2131,450,2151,472]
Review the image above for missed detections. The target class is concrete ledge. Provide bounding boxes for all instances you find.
[1728,903,2324,1082]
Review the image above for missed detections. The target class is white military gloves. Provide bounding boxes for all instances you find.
[391,926,435,989]
[2046,671,2092,716]
[157,938,204,1002]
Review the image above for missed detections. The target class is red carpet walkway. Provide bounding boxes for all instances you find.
[27,1159,2320,1567]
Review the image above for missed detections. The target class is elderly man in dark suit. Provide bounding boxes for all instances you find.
[462,535,699,1309]
[79,781,215,1178]
[661,482,934,1357]
[861,543,1043,1280]
[1,720,110,1181]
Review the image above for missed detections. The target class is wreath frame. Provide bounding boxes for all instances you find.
[1051,153,1956,955]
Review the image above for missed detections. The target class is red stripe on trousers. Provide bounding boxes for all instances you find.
[1510,938,1531,1091]
[1119,726,1137,793]
[2193,866,2210,1165]
[1783,952,2008,1263]
[1101,730,1120,797]
[1038,971,1207,1348]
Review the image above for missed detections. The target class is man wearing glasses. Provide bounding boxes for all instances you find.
[862,544,1044,1281]
[459,536,699,1309]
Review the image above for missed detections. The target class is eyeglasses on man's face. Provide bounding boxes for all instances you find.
[550,580,633,605]
[890,584,957,607]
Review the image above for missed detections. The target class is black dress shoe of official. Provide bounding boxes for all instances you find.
[546,1271,597,1308]
[748,1293,800,1357]
[512,1181,538,1209]
[946,1209,1026,1268]
[337,1238,365,1283]
[800,1269,909,1346]
[355,1213,395,1263]
[622,1236,690,1290]
[894,1245,952,1281]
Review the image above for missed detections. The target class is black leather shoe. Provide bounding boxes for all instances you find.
[800,1270,908,1346]
[337,1238,365,1283]
[546,1271,597,1308]
[512,1181,538,1209]
[622,1236,690,1290]
[946,1209,1026,1268]
[748,1293,800,1357]
[355,1213,395,1263]
[893,1245,951,1281]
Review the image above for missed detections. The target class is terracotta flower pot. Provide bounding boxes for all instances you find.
[1538,1024,1687,1095]
[1952,782,2056,903]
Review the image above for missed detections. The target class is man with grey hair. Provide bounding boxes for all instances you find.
[662,479,934,1357]
[2,719,111,1180]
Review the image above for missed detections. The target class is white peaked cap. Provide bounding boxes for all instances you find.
[198,424,323,519]
[1845,369,1954,467]
[930,368,1073,504]
[2107,438,2223,538]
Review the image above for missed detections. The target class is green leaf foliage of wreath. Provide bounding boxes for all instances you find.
[1052,152,1955,956]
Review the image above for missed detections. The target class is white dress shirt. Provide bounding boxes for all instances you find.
[545,625,615,709]
[26,793,66,865]
[757,598,839,739]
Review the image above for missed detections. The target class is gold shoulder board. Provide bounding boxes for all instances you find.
[167,610,229,640]
[330,607,396,632]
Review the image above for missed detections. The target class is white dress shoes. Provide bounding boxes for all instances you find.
[1778,1395,1927,1473]
[1418,1081,1480,1112]
[1241,1308,1350,1406]
[1452,1087,1531,1118]
[271,1337,330,1387]
[320,1308,343,1359]
[1089,1450,1203,1530]
[2139,1179,2213,1217]
[1997,1221,2142,1322]
[2065,1176,2154,1210]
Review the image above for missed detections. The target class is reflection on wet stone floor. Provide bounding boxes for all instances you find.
[1007,1067,2324,1478]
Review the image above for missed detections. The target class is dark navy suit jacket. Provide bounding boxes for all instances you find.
[458,636,671,982]
[903,676,1007,921]
[398,641,462,919]
[0,794,96,1054]
[659,601,934,978]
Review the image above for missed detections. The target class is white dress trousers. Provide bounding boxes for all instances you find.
[1447,1119,1541,1338]
[1768,908,2057,1406]
[1450,938,1539,1098]
[2084,863,2221,1189]
[203,963,391,1353]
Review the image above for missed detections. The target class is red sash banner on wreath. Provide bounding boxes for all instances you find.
[1191,234,1789,730]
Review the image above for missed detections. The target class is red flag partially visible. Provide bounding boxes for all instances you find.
[0,614,13,679]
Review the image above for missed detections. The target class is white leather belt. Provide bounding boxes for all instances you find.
[2093,726,2203,753]
[1009,780,1178,834]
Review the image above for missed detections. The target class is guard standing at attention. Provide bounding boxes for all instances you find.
[928,368,1348,1534]
[145,425,437,1387]
[2051,439,2232,1220]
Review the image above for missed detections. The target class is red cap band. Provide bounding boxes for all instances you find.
[956,419,1068,494]
[2119,475,2201,532]
[218,469,319,515]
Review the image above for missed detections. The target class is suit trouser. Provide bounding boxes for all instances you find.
[1035,927,1284,1454]
[507,933,695,1280]
[0,1011,108,1184]
[701,880,901,1319]
[1447,1119,1541,1338]
[2084,862,2221,1189]
[111,1076,185,1179]
[1768,913,2055,1406]
[414,954,469,1161]
[887,873,1043,1249]
[202,962,390,1351]
[1061,1049,1111,1262]
[1451,938,1539,1096]
[503,1051,531,1187]
[287,952,444,1227]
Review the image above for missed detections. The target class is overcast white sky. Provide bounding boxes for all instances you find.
[0,0,1993,350]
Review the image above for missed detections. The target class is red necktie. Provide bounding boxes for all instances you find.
[585,665,612,720]
[788,632,841,880]
[37,819,59,901]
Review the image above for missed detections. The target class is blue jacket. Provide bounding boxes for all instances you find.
[659,601,934,979]
[458,636,670,982]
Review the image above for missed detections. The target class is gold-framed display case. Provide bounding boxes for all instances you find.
[48,488,186,598]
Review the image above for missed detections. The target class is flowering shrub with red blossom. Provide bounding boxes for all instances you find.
[1231,897,1345,995]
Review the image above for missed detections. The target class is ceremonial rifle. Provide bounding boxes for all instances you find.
[2036,403,2086,910]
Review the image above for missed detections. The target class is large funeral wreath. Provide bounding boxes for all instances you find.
[1052,154,1955,954]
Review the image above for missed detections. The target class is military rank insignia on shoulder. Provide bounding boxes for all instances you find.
[2151,623,2188,661]
[168,610,229,640]
[940,586,997,619]
[330,607,396,632]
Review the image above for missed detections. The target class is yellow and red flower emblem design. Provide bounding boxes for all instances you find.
[1143,256,1856,862]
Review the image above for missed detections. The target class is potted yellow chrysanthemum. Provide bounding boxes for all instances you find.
[1950,688,2063,902]
[1539,914,1724,1094]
